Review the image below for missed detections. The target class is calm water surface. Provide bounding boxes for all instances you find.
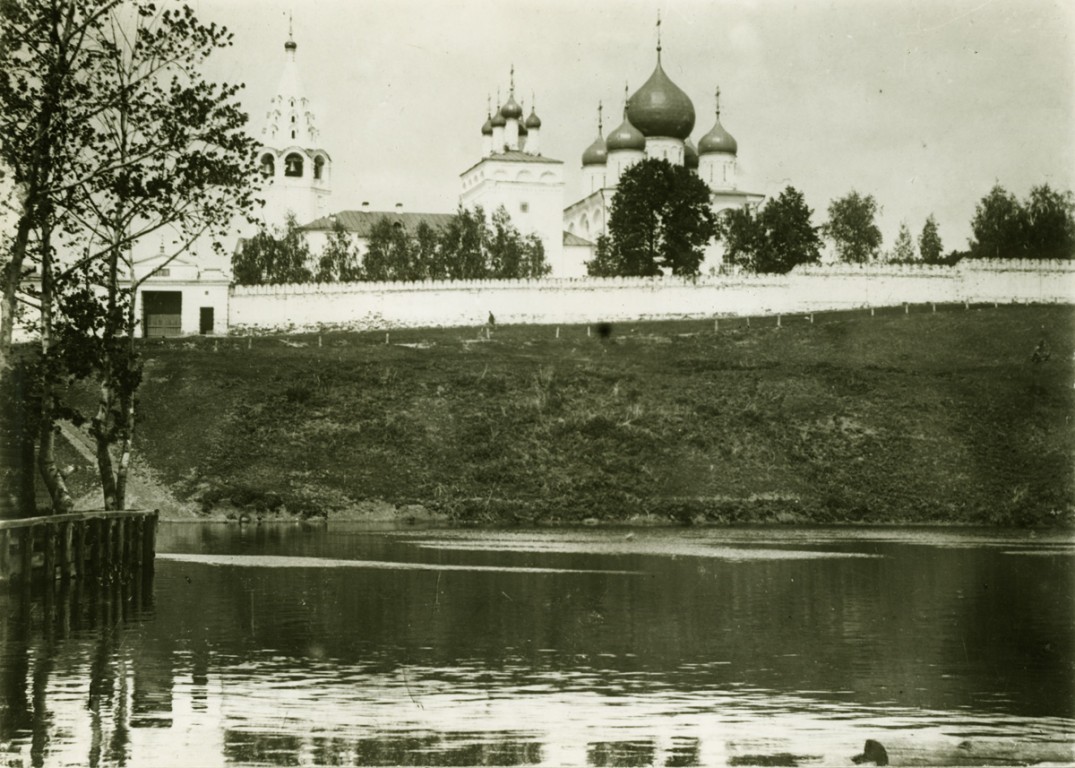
[1,525,1072,767]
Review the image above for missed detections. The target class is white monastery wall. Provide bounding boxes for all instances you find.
[227,260,1075,334]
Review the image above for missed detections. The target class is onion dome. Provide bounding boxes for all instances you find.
[481,115,493,136]
[500,95,523,119]
[518,119,528,138]
[525,108,542,129]
[606,109,646,152]
[582,136,608,166]
[627,59,695,139]
[698,88,737,154]
[491,109,506,128]
[684,138,699,169]
[698,117,737,154]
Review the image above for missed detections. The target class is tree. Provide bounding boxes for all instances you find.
[72,2,258,510]
[0,0,120,514]
[718,187,821,274]
[598,158,716,277]
[824,191,883,263]
[969,184,1028,260]
[438,206,488,280]
[362,218,413,281]
[918,215,944,264]
[232,214,313,286]
[1024,184,1075,260]
[487,207,549,279]
[315,220,361,282]
[890,221,917,263]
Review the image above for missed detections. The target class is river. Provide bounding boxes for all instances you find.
[1,525,1072,767]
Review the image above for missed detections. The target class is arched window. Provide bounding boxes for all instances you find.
[291,130,296,140]
[259,153,275,178]
[284,153,303,177]
[313,155,325,181]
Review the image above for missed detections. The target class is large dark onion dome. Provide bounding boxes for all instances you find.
[582,135,608,166]
[698,115,737,155]
[491,109,506,128]
[525,108,542,129]
[500,95,523,119]
[627,59,695,139]
[606,108,646,152]
[684,138,699,169]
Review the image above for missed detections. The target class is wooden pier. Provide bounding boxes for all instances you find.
[0,510,157,587]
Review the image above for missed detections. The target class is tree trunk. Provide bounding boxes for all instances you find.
[36,223,74,515]
[91,382,118,511]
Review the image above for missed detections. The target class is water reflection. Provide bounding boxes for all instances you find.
[0,526,1072,767]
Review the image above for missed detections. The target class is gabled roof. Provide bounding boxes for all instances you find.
[302,210,455,235]
[563,231,595,247]
[460,151,563,177]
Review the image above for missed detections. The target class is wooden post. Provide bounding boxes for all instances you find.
[746,317,750,328]
[932,303,936,313]
[247,335,252,350]
[555,326,560,339]
[142,513,157,571]
[870,307,875,317]
[76,520,86,579]
[385,332,390,345]
[44,521,57,581]
[61,520,74,580]
[776,315,782,328]
[714,319,719,331]
[587,326,591,337]
[117,517,127,575]
[22,525,36,585]
[92,518,103,580]
[0,529,10,583]
[809,314,814,325]
[904,303,909,314]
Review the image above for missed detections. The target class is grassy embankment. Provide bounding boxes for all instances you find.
[78,304,1073,526]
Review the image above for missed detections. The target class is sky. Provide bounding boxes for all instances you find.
[194,0,1074,254]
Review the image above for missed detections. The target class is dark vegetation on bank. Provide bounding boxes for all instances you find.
[77,304,1074,526]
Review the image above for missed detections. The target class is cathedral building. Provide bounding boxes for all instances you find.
[562,37,764,272]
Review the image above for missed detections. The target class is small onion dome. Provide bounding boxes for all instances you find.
[582,136,608,166]
[481,115,493,136]
[606,113,646,152]
[284,38,297,52]
[684,138,699,169]
[491,109,507,128]
[627,60,696,139]
[698,116,737,155]
[525,108,542,129]
[500,95,523,119]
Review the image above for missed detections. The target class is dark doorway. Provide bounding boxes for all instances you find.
[142,291,182,337]
[200,307,214,335]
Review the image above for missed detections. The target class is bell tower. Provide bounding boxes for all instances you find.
[256,19,332,228]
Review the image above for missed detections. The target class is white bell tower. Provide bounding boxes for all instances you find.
[256,19,332,228]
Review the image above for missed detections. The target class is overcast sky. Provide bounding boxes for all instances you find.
[191,0,1074,254]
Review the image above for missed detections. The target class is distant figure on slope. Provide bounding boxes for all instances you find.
[1031,337,1051,365]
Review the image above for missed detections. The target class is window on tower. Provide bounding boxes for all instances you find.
[284,153,303,177]
[259,153,275,178]
[314,155,325,181]
[520,202,529,213]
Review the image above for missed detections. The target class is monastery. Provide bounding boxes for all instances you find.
[254,25,763,278]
